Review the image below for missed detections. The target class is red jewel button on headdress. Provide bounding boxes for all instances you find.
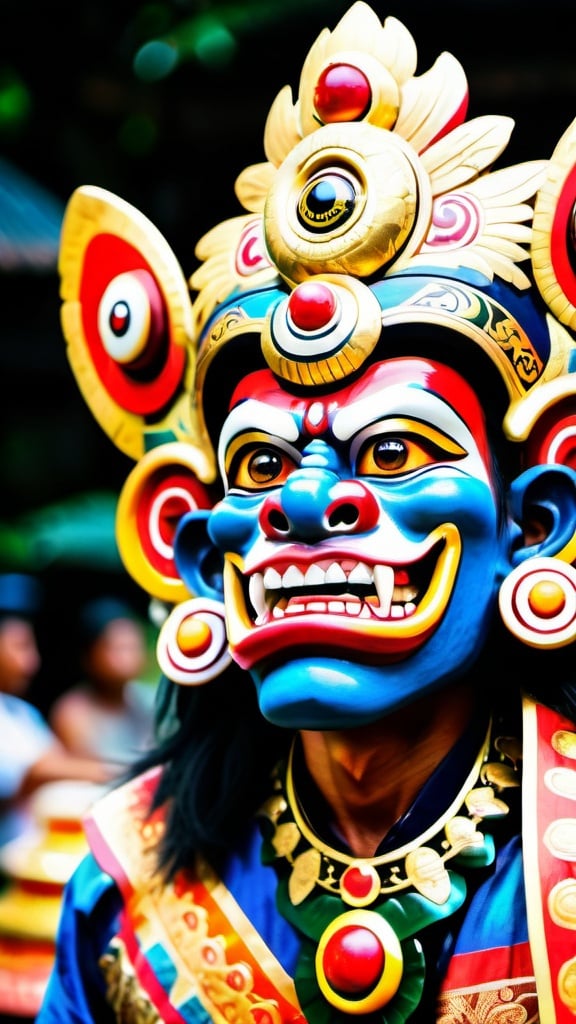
[261,275,382,386]
[314,64,372,123]
[287,282,339,333]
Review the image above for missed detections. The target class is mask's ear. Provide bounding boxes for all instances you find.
[507,464,576,565]
[500,464,576,648]
[173,510,225,602]
[156,510,229,686]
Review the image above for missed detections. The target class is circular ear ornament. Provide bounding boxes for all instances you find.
[263,122,428,286]
[116,442,214,604]
[156,598,231,685]
[499,557,576,649]
[261,274,382,386]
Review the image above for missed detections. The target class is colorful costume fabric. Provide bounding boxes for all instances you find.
[38,696,576,1022]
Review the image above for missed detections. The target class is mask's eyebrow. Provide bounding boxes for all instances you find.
[332,384,478,448]
[218,400,300,480]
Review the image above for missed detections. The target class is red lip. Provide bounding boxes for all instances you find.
[231,612,432,670]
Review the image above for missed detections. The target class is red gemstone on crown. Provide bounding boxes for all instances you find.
[323,924,384,994]
[314,63,372,123]
[287,282,338,332]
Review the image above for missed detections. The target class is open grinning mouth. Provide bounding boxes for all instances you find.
[225,526,461,669]
[246,545,441,625]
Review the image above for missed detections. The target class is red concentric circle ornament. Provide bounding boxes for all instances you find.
[499,557,576,648]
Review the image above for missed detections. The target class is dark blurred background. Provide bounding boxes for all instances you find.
[0,0,574,696]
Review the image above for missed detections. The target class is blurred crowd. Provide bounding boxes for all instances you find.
[0,572,157,1023]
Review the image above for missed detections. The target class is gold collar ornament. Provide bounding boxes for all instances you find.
[258,726,521,1023]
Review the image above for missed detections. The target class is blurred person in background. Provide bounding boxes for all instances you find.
[0,573,121,849]
[49,596,155,766]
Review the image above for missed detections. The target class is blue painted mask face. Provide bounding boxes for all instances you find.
[207,356,511,729]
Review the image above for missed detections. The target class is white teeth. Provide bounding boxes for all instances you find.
[304,564,325,586]
[282,565,305,588]
[325,562,348,585]
[263,567,282,589]
[348,563,373,585]
[373,564,394,617]
[249,559,418,621]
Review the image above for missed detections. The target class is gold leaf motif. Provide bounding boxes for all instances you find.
[465,786,509,818]
[288,847,322,905]
[271,822,301,858]
[444,815,483,853]
[405,847,451,905]
[480,762,520,789]
[494,734,523,766]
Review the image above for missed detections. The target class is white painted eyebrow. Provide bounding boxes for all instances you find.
[333,384,476,448]
[218,400,299,481]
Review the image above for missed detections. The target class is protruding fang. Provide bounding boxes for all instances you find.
[249,573,267,623]
[373,564,394,618]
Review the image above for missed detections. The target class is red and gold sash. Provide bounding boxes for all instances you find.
[86,768,305,1024]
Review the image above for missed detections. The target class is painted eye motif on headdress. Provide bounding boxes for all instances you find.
[264,122,427,286]
[97,270,166,371]
[296,168,361,235]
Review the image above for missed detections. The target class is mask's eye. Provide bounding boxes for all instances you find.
[356,421,467,478]
[226,440,299,491]
[297,168,362,235]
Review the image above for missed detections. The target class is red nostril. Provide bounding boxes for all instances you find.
[259,496,291,538]
[325,481,379,533]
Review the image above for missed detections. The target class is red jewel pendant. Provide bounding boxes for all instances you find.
[315,909,403,1013]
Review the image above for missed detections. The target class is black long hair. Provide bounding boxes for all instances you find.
[132,660,290,879]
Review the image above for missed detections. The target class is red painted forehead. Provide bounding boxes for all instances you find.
[229,357,492,462]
